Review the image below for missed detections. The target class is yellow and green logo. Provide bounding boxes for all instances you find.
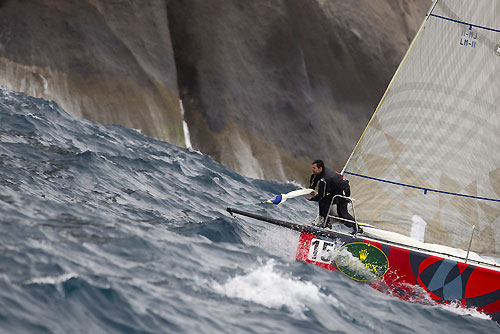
[334,242,389,281]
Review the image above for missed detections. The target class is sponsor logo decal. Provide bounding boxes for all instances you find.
[335,242,389,281]
[359,249,369,261]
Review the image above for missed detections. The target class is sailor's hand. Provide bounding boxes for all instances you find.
[305,196,312,201]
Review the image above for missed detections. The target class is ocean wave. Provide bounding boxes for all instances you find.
[0,87,498,333]
[212,259,340,316]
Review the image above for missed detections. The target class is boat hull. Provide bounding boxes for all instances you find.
[296,232,500,322]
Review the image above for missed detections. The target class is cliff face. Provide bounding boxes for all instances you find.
[167,0,430,181]
[0,0,185,146]
[0,0,430,181]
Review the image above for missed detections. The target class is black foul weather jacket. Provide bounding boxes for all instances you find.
[309,167,348,202]
[309,167,353,222]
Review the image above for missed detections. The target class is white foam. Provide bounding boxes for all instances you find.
[438,301,492,321]
[213,260,338,314]
[252,227,300,261]
[335,248,378,281]
[24,273,77,285]
[383,281,492,321]
[26,112,42,120]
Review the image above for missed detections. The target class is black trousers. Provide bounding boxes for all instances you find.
[319,194,355,228]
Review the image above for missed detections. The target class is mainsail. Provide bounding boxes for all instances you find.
[342,0,500,255]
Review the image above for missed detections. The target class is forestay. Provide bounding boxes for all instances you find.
[342,0,500,255]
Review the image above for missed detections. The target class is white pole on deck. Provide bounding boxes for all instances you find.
[464,225,475,264]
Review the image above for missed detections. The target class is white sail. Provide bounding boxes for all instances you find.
[343,0,500,255]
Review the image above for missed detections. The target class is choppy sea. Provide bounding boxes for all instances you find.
[0,87,498,333]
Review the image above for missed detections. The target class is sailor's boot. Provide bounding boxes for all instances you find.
[351,225,363,235]
[311,216,325,228]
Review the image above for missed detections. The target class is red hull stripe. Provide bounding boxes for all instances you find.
[295,232,500,322]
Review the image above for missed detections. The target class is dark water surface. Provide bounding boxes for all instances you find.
[0,87,497,333]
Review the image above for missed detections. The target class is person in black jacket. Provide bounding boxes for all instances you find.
[305,160,355,229]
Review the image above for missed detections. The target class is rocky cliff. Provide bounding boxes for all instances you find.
[0,0,430,182]
[0,0,185,146]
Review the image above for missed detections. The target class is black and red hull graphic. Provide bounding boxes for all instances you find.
[296,232,500,322]
[225,207,500,323]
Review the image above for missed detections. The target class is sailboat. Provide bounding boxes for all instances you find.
[228,0,500,322]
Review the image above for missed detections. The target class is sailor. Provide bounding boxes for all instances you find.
[305,160,356,230]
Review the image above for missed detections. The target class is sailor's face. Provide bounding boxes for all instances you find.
[311,164,322,175]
